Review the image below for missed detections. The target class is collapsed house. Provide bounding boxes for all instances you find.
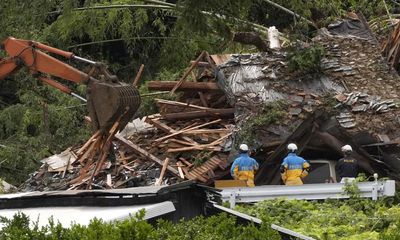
[20,15,400,191]
[215,15,400,185]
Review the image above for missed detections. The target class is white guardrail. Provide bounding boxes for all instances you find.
[220,180,396,208]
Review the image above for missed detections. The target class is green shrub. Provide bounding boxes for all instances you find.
[236,197,400,240]
[0,212,280,240]
[236,102,286,147]
[288,44,325,74]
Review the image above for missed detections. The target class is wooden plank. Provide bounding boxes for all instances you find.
[79,139,97,163]
[88,115,123,189]
[210,54,231,66]
[84,136,101,170]
[182,166,190,176]
[76,130,100,155]
[155,98,212,110]
[155,158,170,186]
[208,132,232,146]
[115,135,179,176]
[154,119,221,143]
[190,61,211,68]
[106,174,112,187]
[161,108,234,121]
[182,129,230,135]
[148,81,221,91]
[179,157,193,168]
[167,145,221,153]
[168,132,231,153]
[132,64,145,87]
[168,138,196,146]
[145,117,198,145]
[170,51,205,95]
[186,155,223,183]
[123,165,136,172]
[177,161,185,179]
[186,172,208,182]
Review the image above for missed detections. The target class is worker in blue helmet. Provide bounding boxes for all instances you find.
[281,143,310,185]
[230,144,259,187]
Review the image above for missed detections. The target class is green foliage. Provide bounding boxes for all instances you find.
[237,102,286,147]
[0,212,279,240]
[247,0,395,37]
[288,44,325,74]
[236,197,400,240]
[342,180,361,198]
[0,79,90,185]
[192,151,212,167]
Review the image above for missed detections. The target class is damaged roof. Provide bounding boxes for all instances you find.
[211,14,400,184]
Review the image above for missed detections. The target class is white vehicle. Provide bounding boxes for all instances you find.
[303,160,338,184]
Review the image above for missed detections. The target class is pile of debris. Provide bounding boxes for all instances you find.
[21,14,400,191]
[21,52,234,191]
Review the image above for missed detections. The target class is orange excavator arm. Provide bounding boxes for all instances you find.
[0,37,90,83]
[0,37,140,131]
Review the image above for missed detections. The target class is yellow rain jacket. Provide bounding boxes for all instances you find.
[281,153,310,186]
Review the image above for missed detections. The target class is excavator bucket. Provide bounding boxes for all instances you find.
[86,81,141,131]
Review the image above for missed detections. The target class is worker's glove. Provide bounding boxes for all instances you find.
[280,165,286,174]
[300,167,310,178]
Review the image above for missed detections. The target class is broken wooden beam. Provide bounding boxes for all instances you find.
[76,130,100,156]
[155,158,170,186]
[170,51,206,95]
[167,145,222,153]
[154,119,222,143]
[179,157,193,168]
[190,61,211,68]
[144,117,199,145]
[115,135,179,176]
[177,161,185,179]
[132,64,145,87]
[161,108,234,121]
[155,99,212,110]
[148,81,221,92]
[167,132,231,153]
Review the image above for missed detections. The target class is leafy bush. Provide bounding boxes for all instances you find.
[236,197,400,240]
[288,44,325,74]
[0,212,279,240]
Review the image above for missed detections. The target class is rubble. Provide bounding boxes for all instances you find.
[20,14,400,190]
[21,52,233,191]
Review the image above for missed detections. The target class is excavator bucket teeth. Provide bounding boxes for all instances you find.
[87,81,140,131]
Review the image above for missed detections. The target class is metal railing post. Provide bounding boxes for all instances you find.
[372,173,379,201]
[229,191,236,208]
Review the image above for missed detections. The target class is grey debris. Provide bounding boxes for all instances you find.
[352,104,368,112]
[338,91,395,113]
[340,121,356,128]
[289,108,302,116]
